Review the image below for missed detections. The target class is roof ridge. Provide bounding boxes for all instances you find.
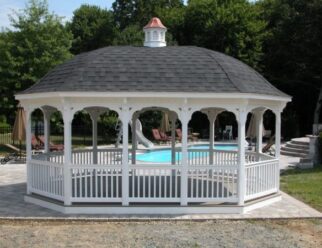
[197,47,241,93]
[244,63,288,97]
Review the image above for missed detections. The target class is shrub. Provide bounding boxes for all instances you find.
[0,122,10,129]
[0,115,7,123]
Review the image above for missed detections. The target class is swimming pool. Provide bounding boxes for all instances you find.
[135,144,237,163]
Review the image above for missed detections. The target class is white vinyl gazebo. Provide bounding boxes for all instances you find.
[16,18,291,214]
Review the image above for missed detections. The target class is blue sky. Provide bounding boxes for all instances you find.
[0,0,115,29]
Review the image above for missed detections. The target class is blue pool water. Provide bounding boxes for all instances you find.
[135,144,237,163]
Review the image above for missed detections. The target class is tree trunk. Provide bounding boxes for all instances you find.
[313,80,322,134]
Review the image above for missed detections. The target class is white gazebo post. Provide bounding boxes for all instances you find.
[254,109,265,154]
[255,111,263,154]
[274,109,282,191]
[62,105,73,206]
[169,111,177,165]
[25,107,32,194]
[87,108,104,165]
[42,107,55,154]
[274,110,282,159]
[131,112,139,165]
[205,109,223,165]
[179,105,191,206]
[237,108,247,205]
[120,105,130,206]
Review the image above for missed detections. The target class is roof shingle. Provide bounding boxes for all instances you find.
[21,46,287,97]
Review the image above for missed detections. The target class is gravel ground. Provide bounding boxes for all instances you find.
[0,219,321,247]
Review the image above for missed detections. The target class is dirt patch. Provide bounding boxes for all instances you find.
[0,219,321,247]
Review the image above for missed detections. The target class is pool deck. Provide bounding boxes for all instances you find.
[0,160,320,220]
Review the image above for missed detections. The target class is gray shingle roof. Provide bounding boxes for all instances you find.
[21,46,287,97]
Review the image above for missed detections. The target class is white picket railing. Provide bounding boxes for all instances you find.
[29,149,279,205]
[129,165,181,202]
[34,149,271,167]
[245,159,279,201]
[187,165,238,202]
[33,152,64,164]
[72,149,123,165]
[34,149,123,165]
[72,150,93,165]
[29,159,64,201]
[70,165,122,202]
[97,149,123,165]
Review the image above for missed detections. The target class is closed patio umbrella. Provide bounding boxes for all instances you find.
[246,114,256,139]
[12,105,26,158]
[160,111,170,133]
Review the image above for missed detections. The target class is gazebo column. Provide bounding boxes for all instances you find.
[169,112,177,165]
[205,109,223,165]
[179,106,191,206]
[131,112,139,165]
[254,110,265,154]
[86,107,106,165]
[273,109,282,192]
[121,106,130,206]
[88,112,99,165]
[63,107,73,206]
[237,109,247,206]
[42,107,55,154]
[274,110,281,159]
[25,108,32,194]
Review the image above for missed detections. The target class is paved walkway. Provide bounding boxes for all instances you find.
[0,162,321,220]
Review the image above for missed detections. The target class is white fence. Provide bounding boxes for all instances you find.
[245,159,279,201]
[34,149,123,165]
[70,165,122,202]
[29,159,64,201]
[176,149,238,165]
[129,165,181,202]
[29,149,279,205]
[187,166,238,202]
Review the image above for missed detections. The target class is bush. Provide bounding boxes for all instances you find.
[0,122,10,129]
[99,112,119,143]
[0,115,7,123]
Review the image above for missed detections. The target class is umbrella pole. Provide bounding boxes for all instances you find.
[19,140,21,160]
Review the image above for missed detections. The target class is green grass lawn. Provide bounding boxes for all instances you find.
[280,165,322,212]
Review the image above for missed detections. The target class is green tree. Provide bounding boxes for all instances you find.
[68,5,116,54]
[113,24,144,46]
[0,0,72,122]
[155,5,186,44]
[259,0,322,135]
[183,0,266,68]
[112,0,184,30]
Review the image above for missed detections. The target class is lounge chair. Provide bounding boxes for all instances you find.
[159,131,171,143]
[152,129,170,144]
[38,136,64,151]
[32,135,43,150]
[152,129,163,144]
